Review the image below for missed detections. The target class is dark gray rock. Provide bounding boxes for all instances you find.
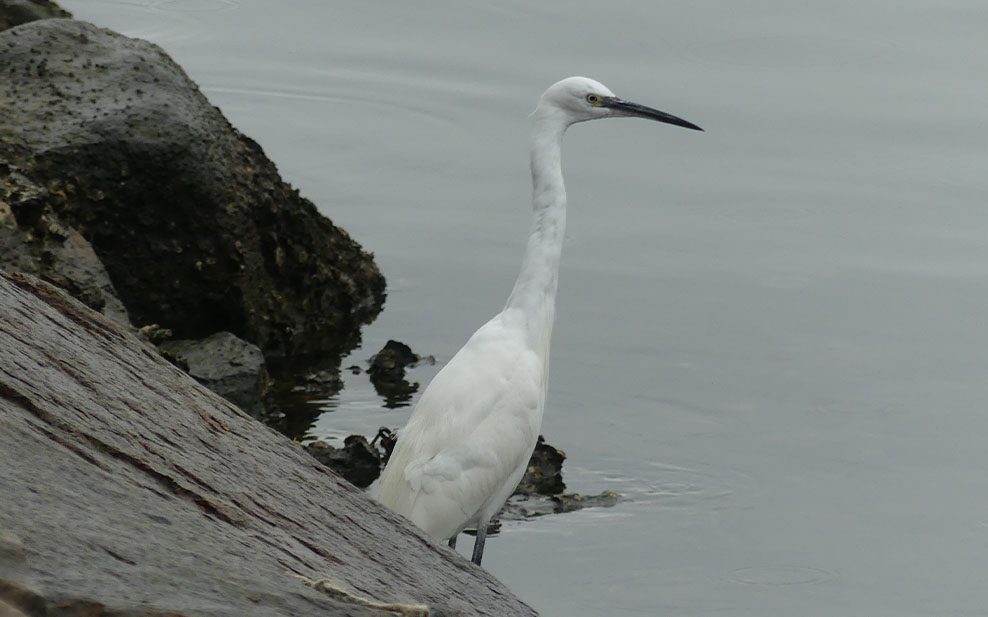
[0,19,385,359]
[159,331,269,417]
[367,340,435,408]
[0,164,131,325]
[550,490,623,513]
[500,491,623,521]
[513,436,566,497]
[306,435,382,489]
[373,426,398,463]
[0,271,538,617]
[0,0,70,31]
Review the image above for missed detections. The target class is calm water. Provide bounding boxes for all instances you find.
[61,1,988,615]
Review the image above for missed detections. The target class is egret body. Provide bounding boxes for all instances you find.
[377,77,702,565]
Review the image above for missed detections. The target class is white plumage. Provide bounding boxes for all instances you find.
[377,76,702,565]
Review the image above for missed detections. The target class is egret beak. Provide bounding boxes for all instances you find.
[603,97,703,131]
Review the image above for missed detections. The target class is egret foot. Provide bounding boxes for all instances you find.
[470,524,488,565]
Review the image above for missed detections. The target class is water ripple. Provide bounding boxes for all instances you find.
[590,458,760,512]
[102,0,240,13]
[814,399,894,417]
[202,85,454,126]
[678,33,902,70]
[729,564,834,586]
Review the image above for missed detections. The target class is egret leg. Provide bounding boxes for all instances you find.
[447,535,457,549]
[470,524,488,565]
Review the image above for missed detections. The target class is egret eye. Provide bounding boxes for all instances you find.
[586,93,599,105]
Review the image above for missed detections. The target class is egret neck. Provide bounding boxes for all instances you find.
[503,109,570,355]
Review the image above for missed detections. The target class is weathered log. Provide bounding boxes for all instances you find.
[0,271,538,617]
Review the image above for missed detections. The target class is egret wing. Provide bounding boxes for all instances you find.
[377,314,545,539]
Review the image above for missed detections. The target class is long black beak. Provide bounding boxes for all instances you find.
[603,97,703,131]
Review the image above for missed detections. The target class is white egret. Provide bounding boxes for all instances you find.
[377,76,702,565]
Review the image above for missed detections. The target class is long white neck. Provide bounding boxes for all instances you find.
[503,108,570,356]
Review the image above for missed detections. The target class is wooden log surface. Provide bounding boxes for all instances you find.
[0,271,538,617]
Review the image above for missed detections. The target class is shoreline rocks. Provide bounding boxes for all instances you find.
[1,15,387,421]
[0,16,385,365]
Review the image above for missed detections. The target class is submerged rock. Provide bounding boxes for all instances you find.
[367,340,431,408]
[261,357,348,439]
[504,438,622,521]
[0,19,385,360]
[550,490,623,513]
[500,490,624,521]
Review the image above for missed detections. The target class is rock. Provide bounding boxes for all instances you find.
[500,491,623,521]
[372,427,398,464]
[0,0,70,32]
[303,428,399,488]
[550,490,622,514]
[0,165,131,326]
[503,437,622,522]
[137,322,173,345]
[367,340,432,408]
[0,271,537,617]
[0,19,385,360]
[305,436,382,489]
[159,332,270,418]
[290,367,345,395]
[513,436,566,496]
[369,340,419,375]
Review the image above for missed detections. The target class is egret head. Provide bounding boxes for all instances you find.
[535,76,703,131]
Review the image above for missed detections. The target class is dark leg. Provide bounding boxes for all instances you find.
[470,524,488,565]
[447,535,457,549]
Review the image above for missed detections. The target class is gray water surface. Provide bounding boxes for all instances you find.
[61,1,988,615]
